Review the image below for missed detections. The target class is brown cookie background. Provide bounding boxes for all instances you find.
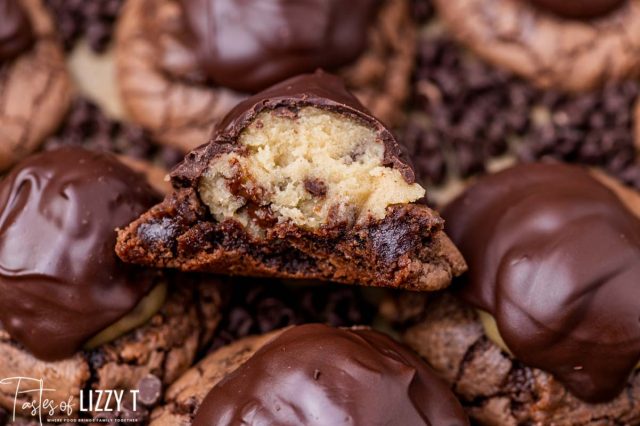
[0,0,72,171]
[433,0,640,92]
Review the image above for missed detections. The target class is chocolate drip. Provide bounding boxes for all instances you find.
[0,148,160,361]
[444,163,640,402]
[194,324,469,426]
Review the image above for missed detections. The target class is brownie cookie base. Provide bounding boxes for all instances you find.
[0,0,72,171]
[0,281,222,423]
[403,294,640,426]
[115,0,415,152]
[116,186,466,291]
[150,330,280,426]
[433,0,640,92]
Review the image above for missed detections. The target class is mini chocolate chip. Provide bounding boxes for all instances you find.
[303,178,327,197]
[44,97,178,170]
[137,374,163,407]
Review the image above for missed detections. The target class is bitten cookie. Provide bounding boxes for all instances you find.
[0,148,222,424]
[433,0,640,92]
[0,0,72,171]
[116,72,466,291]
[151,324,469,426]
[115,0,416,152]
[402,163,640,425]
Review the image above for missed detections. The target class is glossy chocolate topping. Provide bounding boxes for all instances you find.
[525,0,625,19]
[444,163,640,402]
[0,0,34,62]
[0,148,160,361]
[179,0,377,93]
[171,71,415,188]
[193,324,469,426]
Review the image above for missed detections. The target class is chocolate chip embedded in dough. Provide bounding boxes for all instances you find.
[137,374,163,407]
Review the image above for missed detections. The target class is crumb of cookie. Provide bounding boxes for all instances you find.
[117,72,466,291]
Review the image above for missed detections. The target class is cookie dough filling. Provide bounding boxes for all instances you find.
[199,106,424,234]
[116,72,466,291]
[443,163,640,403]
[84,282,168,349]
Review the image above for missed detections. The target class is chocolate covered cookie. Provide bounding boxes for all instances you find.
[0,0,72,171]
[151,324,469,425]
[0,148,222,423]
[402,163,640,425]
[116,72,466,291]
[115,0,416,152]
[433,0,640,92]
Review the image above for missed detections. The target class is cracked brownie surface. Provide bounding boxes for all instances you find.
[116,72,466,290]
[433,0,640,92]
[0,280,222,424]
[404,294,640,426]
[0,0,72,171]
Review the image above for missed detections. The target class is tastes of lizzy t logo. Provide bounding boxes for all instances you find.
[0,377,140,424]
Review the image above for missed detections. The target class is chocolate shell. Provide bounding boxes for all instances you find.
[193,324,470,426]
[0,148,161,361]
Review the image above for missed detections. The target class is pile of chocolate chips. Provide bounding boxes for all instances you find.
[405,34,536,184]
[44,98,183,169]
[209,281,376,351]
[518,82,640,189]
[406,31,640,190]
[44,0,123,52]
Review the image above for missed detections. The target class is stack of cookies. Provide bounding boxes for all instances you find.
[0,0,639,425]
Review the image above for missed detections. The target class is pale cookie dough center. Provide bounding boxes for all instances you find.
[199,107,425,232]
[478,309,640,369]
[84,282,168,349]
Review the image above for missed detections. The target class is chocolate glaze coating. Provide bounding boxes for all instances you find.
[0,148,161,361]
[0,0,34,62]
[444,163,640,403]
[180,0,377,93]
[171,70,415,188]
[193,324,469,426]
[525,0,625,19]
